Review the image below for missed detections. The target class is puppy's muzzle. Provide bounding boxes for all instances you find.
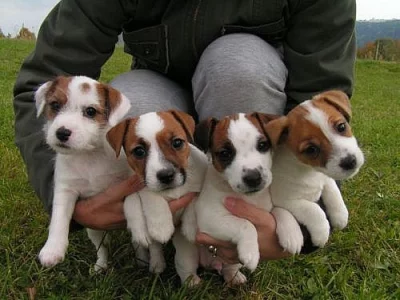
[156,168,176,185]
[339,154,357,171]
[56,127,72,142]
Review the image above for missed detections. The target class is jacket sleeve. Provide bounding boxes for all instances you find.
[284,0,356,107]
[13,0,134,213]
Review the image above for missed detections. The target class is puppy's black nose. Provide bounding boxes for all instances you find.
[339,155,357,170]
[56,127,72,142]
[157,168,175,184]
[243,169,262,188]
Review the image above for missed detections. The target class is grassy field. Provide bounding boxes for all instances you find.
[0,39,399,299]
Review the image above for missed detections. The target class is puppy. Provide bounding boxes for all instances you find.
[181,112,277,285]
[35,76,131,271]
[106,110,208,274]
[266,90,365,254]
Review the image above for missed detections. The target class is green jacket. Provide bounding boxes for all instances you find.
[13,0,356,213]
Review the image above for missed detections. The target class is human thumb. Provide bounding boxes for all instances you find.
[224,197,268,225]
[106,175,144,200]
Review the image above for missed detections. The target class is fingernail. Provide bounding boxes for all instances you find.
[224,197,236,210]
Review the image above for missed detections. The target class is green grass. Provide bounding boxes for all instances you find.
[0,39,399,299]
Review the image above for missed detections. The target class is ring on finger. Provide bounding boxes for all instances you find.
[207,245,218,258]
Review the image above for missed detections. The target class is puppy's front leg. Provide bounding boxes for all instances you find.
[86,229,109,272]
[124,193,151,248]
[39,187,78,267]
[141,190,175,243]
[281,200,330,248]
[272,207,304,254]
[172,230,201,286]
[148,241,166,274]
[180,201,197,243]
[322,179,348,230]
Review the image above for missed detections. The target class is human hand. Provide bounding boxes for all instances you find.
[73,176,144,230]
[196,197,291,263]
[168,192,198,214]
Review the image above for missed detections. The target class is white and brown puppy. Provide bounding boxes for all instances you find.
[106,110,208,274]
[266,90,365,254]
[35,76,131,270]
[181,112,277,285]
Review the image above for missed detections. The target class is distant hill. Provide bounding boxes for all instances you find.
[356,20,400,48]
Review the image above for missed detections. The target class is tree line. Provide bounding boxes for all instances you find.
[357,38,400,61]
[2,25,399,62]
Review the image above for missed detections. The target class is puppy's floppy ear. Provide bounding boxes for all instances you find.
[194,117,218,153]
[251,112,280,131]
[314,90,352,122]
[169,110,195,143]
[265,116,289,148]
[106,119,129,158]
[34,81,52,117]
[98,84,132,126]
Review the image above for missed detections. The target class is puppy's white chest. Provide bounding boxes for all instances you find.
[55,153,131,198]
[271,149,327,203]
[196,166,273,230]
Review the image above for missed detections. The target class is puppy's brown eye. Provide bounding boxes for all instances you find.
[50,101,61,112]
[336,122,346,133]
[257,139,270,153]
[85,107,97,118]
[172,138,185,150]
[132,146,146,159]
[303,144,320,159]
[217,148,234,162]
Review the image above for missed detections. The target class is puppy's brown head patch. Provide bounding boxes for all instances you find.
[96,83,124,123]
[265,92,354,168]
[286,107,333,168]
[154,111,194,172]
[38,76,72,120]
[80,82,91,93]
[207,116,234,173]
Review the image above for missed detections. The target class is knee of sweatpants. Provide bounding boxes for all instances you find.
[193,33,288,120]
[109,69,193,119]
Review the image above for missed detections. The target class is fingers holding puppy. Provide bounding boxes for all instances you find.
[196,232,239,264]
[169,192,198,214]
[73,175,144,230]
[196,197,291,263]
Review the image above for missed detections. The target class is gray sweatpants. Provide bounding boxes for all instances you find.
[110,33,287,120]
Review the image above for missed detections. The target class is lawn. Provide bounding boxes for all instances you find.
[0,39,399,299]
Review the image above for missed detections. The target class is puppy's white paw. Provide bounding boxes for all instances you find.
[149,254,166,274]
[93,260,108,273]
[181,223,197,243]
[147,218,175,244]
[237,242,259,272]
[185,274,202,287]
[224,270,247,286]
[277,227,304,255]
[38,241,67,267]
[131,230,151,248]
[310,221,330,247]
[134,244,149,268]
[329,209,349,230]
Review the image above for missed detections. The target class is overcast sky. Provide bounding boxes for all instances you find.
[0,0,399,36]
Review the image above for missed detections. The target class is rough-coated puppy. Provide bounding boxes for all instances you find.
[181,112,277,285]
[266,90,365,254]
[106,110,208,274]
[36,76,132,271]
